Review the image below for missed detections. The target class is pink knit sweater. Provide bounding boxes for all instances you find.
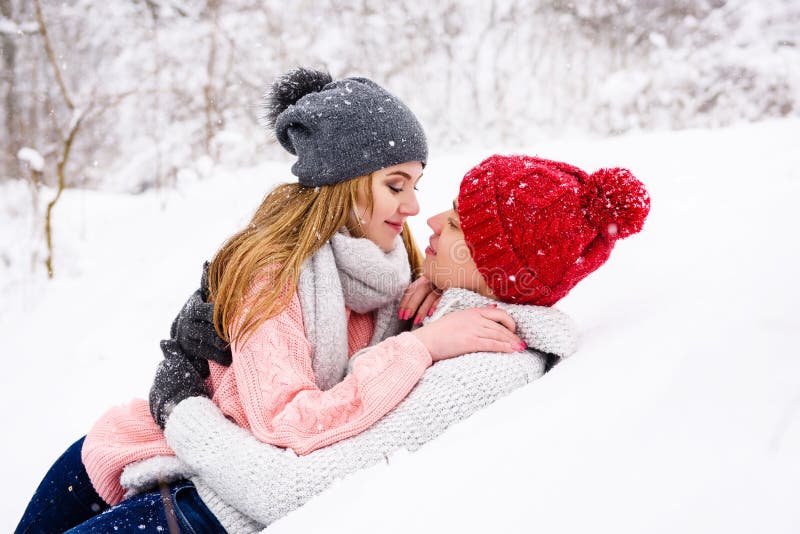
[82,285,432,505]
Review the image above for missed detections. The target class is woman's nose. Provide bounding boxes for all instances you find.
[400,190,420,216]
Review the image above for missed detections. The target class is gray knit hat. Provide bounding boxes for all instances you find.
[263,68,428,187]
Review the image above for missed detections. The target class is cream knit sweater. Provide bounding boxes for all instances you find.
[154,288,579,532]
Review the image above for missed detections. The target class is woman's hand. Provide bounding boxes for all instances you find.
[398,275,442,324]
[411,306,526,361]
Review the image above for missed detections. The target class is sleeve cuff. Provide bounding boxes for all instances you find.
[392,331,433,369]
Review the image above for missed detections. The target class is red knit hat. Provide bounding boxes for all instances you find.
[457,154,650,306]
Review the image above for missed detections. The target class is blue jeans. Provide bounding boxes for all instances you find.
[15,436,225,533]
[65,481,226,533]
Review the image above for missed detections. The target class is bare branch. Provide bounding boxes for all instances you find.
[32,0,73,111]
[44,107,87,278]
[203,0,221,156]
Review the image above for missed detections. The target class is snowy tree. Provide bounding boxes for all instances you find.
[0,0,797,193]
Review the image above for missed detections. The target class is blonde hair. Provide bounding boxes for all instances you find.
[208,174,424,349]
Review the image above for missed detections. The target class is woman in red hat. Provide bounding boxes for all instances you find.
[116,153,652,530]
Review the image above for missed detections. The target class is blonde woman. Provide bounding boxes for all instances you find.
[15,69,522,534]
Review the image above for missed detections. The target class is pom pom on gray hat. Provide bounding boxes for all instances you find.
[264,67,428,188]
[261,67,333,129]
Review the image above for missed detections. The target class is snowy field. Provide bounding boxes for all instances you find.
[1,119,799,532]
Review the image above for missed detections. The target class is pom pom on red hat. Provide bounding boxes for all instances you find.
[457,155,651,306]
[583,167,650,239]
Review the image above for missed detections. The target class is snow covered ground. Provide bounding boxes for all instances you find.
[1,120,799,533]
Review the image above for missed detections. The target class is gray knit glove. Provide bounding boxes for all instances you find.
[175,262,231,366]
[149,262,232,428]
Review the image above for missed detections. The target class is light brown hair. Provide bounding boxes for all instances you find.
[208,174,423,349]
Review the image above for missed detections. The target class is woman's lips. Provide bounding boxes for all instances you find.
[426,242,436,256]
[385,221,403,233]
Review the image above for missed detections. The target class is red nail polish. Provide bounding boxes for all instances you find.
[427,308,433,317]
[413,316,421,325]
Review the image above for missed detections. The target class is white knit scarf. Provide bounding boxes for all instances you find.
[297,230,410,391]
